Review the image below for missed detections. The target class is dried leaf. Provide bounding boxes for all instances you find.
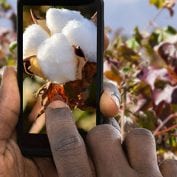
[163,0,176,16]
[167,67,177,85]
[23,56,45,78]
[30,9,50,34]
[73,45,87,80]
[64,62,97,109]
[104,70,123,85]
[91,12,97,24]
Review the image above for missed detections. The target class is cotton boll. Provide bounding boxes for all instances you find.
[46,8,84,34]
[23,24,49,58]
[37,33,76,84]
[62,19,97,62]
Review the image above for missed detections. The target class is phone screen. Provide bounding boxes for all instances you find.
[19,1,103,140]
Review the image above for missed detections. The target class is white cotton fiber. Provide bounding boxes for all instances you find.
[46,8,84,34]
[62,19,97,62]
[37,33,76,84]
[23,24,49,58]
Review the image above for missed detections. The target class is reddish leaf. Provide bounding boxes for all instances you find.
[158,42,177,67]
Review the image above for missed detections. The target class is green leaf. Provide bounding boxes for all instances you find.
[165,26,177,34]
[126,38,140,51]
[149,26,177,47]
[134,27,143,43]
[131,82,152,98]
[149,0,165,9]
[5,56,16,66]
[0,0,10,9]
[118,45,141,64]
[126,27,143,50]
[137,110,157,130]
[9,41,17,54]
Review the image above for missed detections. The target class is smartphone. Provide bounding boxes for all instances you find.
[17,0,104,156]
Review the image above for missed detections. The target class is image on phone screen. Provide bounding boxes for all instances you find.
[22,4,100,135]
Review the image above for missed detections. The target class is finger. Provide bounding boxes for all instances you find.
[86,124,135,177]
[29,114,45,133]
[102,117,120,131]
[160,159,177,177]
[104,33,109,49]
[0,67,20,141]
[100,82,121,118]
[45,100,93,177]
[123,128,162,177]
[33,158,58,177]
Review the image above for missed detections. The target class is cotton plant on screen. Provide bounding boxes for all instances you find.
[62,19,97,61]
[37,33,76,83]
[23,8,98,115]
[46,8,84,33]
[23,8,97,84]
[23,24,49,58]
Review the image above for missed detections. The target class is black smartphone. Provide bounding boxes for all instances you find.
[17,0,104,156]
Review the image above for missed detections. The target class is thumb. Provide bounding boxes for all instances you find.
[0,67,20,141]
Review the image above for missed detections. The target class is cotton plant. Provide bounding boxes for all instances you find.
[23,8,98,116]
[46,8,84,33]
[23,8,97,84]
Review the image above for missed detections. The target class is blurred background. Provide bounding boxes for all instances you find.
[0,0,177,163]
[104,0,177,35]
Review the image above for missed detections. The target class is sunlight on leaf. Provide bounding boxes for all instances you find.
[150,0,166,8]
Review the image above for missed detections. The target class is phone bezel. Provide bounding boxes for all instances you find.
[17,0,104,156]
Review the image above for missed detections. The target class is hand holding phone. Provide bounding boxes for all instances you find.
[18,0,104,156]
[1,67,175,177]
[0,67,121,177]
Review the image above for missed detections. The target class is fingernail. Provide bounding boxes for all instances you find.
[47,100,68,109]
[110,91,121,109]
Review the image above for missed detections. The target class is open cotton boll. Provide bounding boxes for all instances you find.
[62,19,97,62]
[37,33,76,84]
[46,8,84,34]
[23,24,49,58]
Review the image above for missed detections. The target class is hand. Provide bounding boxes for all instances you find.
[0,68,177,177]
[46,103,177,177]
[0,67,177,177]
[0,67,119,177]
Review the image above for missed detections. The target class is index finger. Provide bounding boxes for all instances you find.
[45,100,93,177]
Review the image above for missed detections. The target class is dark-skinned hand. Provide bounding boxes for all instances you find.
[0,67,177,177]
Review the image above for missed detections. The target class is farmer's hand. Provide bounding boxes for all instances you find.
[0,66,118,177]
[0,67,177,177]
[46,101,177,177]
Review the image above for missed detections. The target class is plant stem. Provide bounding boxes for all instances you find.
[154,124,177,136]
[153,113,177,136]
[145,9,164,30]
[120,87,127,140]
